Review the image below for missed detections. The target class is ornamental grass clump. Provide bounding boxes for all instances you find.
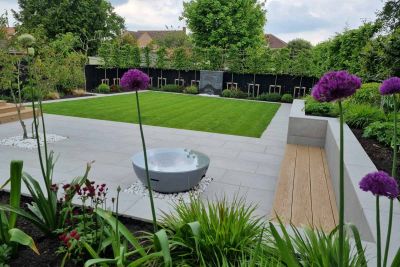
[312,70,361,267]
[359,171,399,267]
[120,69,158,231]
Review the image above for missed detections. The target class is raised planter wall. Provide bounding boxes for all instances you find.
[288,100,400,260]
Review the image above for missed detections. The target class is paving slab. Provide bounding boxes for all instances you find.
[0,102,291,222]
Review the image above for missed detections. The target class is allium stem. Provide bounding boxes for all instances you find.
[338,100,344,267]
[383,95,397,267]
[377,196,382,267]
[135,90,158,232]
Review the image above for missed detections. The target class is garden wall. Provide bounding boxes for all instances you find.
[287,100,400,262]
[85,65,316,96]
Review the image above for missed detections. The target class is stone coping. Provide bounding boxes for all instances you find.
[288,100,400,263]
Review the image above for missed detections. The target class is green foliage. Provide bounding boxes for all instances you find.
[171,47,190,70]
[268,221,367,267]
[110,84,122,93]
[222,88,246,98]
[0,244,12,266]
[156,46,168,69]
[343,103,386,128]
[360,36,390,81]
[155,31,190,48]
[377,0,400,32]
[271,48,290,74]
[348,82,382,107]
[183,86,198,94]
[182,0,266,50]
[363,121,400,148]
[281,94,293,103]
[14,0,125,54]
[0,161,39,257]
[161,196,265,266]
[305,96,338,117]
[287,38,313,58]
[161,84,184,93]
[97,83,110,94]
[258,93,282,102]
[385,28,400,76]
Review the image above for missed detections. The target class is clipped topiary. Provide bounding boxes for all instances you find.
[258,93,282,102]
[97,83,110,94]
[281,94,293,103]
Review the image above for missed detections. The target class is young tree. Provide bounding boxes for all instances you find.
[287,38,313,59]
[171,47,190,81]
[377,0,400,32]
[271,48,290,86]
[14,0,125,54]
[181,0,266,49]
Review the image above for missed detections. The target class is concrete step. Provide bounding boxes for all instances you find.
[0,108,40,124]
[0,100,6,106]
[0,103,25,114]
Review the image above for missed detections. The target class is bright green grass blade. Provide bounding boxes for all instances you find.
[9,161,23,229]
[95,208,146,257]
[154,229,172,267]
[8,228,39,255]
[345,223,367,266]
[84,258,117,267]
[391,248,400,267]
[269,222,300,267]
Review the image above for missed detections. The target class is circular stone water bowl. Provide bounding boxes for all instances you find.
[131,148,210,193]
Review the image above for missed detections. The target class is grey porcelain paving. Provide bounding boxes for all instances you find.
[0,102,291,222]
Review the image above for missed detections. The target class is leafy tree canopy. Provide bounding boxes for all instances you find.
[287,38,313,58]
[181,0,266,49]
[13,0,125,54]
[377,0,400,32]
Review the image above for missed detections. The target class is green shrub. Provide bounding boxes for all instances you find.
[343,103,386,128]
[161,197,265,266]
[183,85,198,94]
[348,82,381,107]
[161,84,184,93]
[363,121,399,148]
[96,83,110,94]
[258,93,282,102]
[110,84,122,93]
[222,88,247,99]
[305,96,338,117]
[281,94,293,103]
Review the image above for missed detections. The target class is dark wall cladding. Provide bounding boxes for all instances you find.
[85,65,317,96]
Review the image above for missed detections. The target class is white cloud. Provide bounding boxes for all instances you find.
[2,0,385,45]
[265,0,384,44]
[115,0,185,31]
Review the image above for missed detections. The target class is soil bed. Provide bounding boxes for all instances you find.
[0,191,152,267]
[351,128,400,175]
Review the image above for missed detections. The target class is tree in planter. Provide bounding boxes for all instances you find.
[244,46,271,88]
[142,46,152,74]
[225,46,243,88]
[290,49,313,89]
[156,46,168,86]
[270,48,290,88]
[171,47,190,84]
[287,38,313,59]
[98,40,114,84]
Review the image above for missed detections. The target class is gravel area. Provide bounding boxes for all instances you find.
[0,134,67,149]
[125,176,214,203]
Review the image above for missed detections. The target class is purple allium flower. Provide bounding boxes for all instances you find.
[379,77,400,95]
[359,171,399,199]
[312,71,362,102]
[120,69,150,91]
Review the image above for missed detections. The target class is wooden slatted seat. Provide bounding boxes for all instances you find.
[271,144,338,232]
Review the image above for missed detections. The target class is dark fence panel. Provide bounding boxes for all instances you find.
[85,65,317,96]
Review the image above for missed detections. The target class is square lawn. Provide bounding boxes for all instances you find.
[42,91,280,137]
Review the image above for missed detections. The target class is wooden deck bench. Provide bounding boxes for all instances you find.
[271,144,339,232]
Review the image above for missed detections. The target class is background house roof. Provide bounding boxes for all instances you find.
[265,34,287,49]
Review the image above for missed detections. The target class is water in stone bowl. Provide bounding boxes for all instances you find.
[131,148,210,193]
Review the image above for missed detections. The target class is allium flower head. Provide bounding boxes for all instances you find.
[312,71,362,102]
[359,171,399,199]
[120,69,150,91]
[380,77,400,95]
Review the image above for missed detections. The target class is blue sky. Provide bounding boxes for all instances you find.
[1,0,384,44]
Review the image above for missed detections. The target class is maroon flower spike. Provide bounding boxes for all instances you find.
[380,77,400,95]
[120,69,150,91]
[359,171,399,199]
[312,70,362,102]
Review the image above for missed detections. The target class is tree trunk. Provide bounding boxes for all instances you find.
[10,78,28,139]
